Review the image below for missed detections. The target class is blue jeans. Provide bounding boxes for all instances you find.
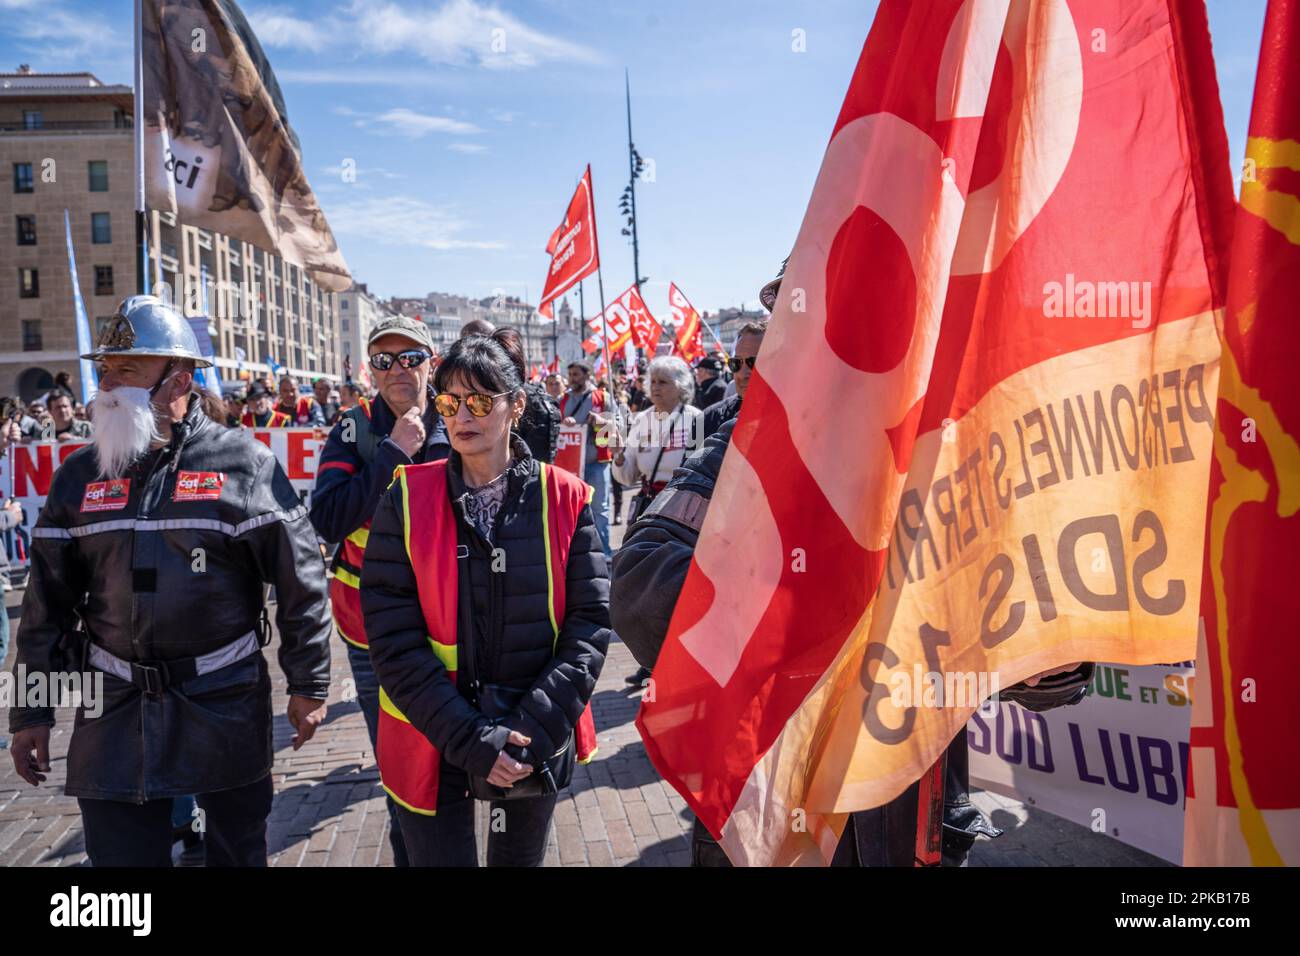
[584,460,612,559]
[347,643,409,866]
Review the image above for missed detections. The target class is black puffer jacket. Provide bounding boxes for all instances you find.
[10,395,332,801]
[360,437,611,780]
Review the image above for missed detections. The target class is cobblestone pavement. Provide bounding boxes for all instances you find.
[0,518,1163,867]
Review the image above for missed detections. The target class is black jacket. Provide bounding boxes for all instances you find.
[309,389,450,546]
[692,375,727,411]
[701,392,742,441]
[10,395,332,801]
[360,437,611,780]
[517,382,560,464]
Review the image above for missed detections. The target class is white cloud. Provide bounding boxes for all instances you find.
[319,162,407,180]
[347,0,603,70]
[374,107,481,136]
[246,9,334,53]
[4,2,129,66]
[327,195,505,250]
[489,109,518,123]
[447,142,487,154]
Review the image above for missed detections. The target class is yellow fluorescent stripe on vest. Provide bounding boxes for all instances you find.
[540,465,560,647]
[398,467,413,562]
[427,636,457,671]
[378,686,409,723]
[346,526,370,549]
[382,783,437,816]
[333,566,361,589]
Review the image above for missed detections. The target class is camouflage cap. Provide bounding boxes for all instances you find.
[367,315,434,353]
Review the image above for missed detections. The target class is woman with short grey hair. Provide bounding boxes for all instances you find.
[613,356,703,523]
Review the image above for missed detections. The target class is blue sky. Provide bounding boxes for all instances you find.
[0,0,1270,315]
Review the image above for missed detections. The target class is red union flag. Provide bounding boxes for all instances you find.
[1185,0,1300,867]
[626,285,662,350]
[668,282,706,364]
[589,286,637,351]
[539,166,600,318]
[638,0,1235,865]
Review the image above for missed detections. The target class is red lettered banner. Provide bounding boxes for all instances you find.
[539,166,600,318]
[638,0,1235,866]
[1184,0,1300,867]
[553,424,588,477]
[668,282,706,364]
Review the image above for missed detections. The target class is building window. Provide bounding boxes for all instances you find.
[21,320,42,351]
[16,215,36,245]
[91,212,111,244]
[19,268,39,298]
[88,160,109,192]
[22,110,42,130]
[94,265,114,296]
[13,163,34,193]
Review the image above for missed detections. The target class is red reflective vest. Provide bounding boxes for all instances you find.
[241,409,291,428]
[560,388,612,463]
[327,397,374,648]
[276,395,317,424]
[376,459,599,815]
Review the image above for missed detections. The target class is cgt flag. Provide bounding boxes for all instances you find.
[540,167,600,318]
[638,0,1235,866]
[1184,0,1300,868]
[141,0,350,291]
[668,282,706,364]
[627,285,662,351]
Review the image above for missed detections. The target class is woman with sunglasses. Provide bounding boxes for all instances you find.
[360,330,611,866]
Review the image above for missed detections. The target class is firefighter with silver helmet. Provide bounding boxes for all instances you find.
[7,295,333,866]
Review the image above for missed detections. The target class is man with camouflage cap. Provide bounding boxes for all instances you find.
[309,313,450,867]
[7,295,333,867]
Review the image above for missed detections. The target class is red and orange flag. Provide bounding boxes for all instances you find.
[638,0,1235,866]
[667,282,705,364]
[1184,0,1300,867]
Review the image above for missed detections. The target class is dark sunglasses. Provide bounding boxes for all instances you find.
[369,349,430,372]
[434,391,511,418]
[727,356,757,373]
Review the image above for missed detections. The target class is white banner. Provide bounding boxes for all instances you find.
[967,661,1195,863]
[1,429,328,567]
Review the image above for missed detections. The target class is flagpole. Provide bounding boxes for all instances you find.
[133,0,148,295]
[586,167,612,384]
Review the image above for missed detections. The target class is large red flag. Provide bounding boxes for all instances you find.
[668,282,706,364]
[638,0,1234,866]
[1184,0,1300,868]
[539,166,600,318]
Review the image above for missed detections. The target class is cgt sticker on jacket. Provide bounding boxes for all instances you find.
[173,471,226,502]
[81,479,131,513]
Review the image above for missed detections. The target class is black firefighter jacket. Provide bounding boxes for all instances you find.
[360,437,611,786]
[8,396,332,802]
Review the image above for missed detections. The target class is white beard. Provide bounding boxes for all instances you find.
[92,386,162,479]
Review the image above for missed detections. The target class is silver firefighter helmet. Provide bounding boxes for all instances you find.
[82,295,213,368]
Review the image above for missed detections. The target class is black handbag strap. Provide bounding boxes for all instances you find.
[452,500,479,700]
